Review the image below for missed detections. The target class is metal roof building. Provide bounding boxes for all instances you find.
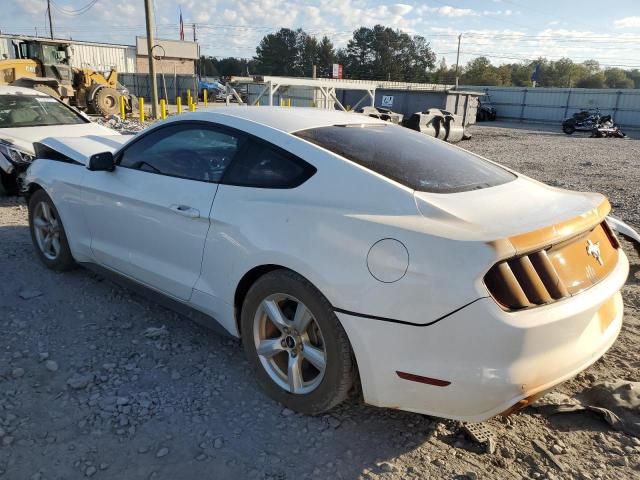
[0,34,137,73]
[0,34,199,75]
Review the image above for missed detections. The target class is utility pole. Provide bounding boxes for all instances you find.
[193,23,198,77]
[454,33,461,89]
[47,0,54,39]
[143,0,159,118]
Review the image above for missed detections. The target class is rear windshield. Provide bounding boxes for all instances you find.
[0,94,86,128]
[294,124,516,193]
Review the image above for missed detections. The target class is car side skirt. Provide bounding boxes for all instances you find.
[79,262,233,338]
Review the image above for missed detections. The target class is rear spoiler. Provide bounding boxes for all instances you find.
[34,134,132,166]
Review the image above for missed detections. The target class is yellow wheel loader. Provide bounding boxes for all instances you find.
[0,39,137,116]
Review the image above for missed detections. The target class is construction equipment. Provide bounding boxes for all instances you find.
[0,39,136,116]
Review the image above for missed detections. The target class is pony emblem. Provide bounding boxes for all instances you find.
[586,239,603,266]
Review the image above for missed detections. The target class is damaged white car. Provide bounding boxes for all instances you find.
[0,86,115,195]
[23,107,631,421]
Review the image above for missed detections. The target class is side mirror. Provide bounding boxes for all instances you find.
[87,151,115,172]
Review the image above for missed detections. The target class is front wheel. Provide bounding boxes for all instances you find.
[241,270,355,415]
[91,87,120,116]
[28,189,75,271]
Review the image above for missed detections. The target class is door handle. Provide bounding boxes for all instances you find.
[169,204,200,218]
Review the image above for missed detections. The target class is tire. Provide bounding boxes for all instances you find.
[241,270,355,415]
[562,123,576,135]
[0,170,18,196]
[32,84,61,99]
[28,189,75,271]
[91,87,120,116]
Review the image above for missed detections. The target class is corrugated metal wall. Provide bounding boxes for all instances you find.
[119,73,198,101]
[467,86,640,127]
[68,44,136,73]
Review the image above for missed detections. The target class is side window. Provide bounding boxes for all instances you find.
[222,140,316,189]
[118,123,241,182]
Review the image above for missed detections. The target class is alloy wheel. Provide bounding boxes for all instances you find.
[33,201,61,260]
[253,293,327,395]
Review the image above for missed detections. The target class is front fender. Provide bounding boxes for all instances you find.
[25,160,93,262]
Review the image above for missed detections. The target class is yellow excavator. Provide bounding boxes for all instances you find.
[0,39,137,116]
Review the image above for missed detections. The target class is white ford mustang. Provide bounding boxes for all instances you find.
[24,107,628,421]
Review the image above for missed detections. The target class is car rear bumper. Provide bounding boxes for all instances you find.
[337,249,628,422]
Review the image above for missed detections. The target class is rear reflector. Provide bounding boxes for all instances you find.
[396,371,451,387]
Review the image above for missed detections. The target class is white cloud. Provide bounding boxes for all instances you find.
[435,6,478,17]
[614,16,640,29]
[391,4,413,16]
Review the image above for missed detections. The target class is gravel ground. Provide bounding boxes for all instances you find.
[0,122,639,480]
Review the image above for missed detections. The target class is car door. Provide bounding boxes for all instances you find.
[81,121,243,300]
[193,138,318,323]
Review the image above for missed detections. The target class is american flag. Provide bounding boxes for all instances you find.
[179,9,184,41]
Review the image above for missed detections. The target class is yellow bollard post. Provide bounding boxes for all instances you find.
[160,99,167,119]
[256,100,260,106]
[203,89,208,107]
[176,96,182,114]
[119,95,126,120]
[189,101,195,112]
[288,98,292,107]
[186,89,191,106]
[138,97,144,123]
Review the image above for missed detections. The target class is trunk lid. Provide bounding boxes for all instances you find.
[414,176,607,252]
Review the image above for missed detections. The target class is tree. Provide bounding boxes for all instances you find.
[199,56,218,77]
[627,69,640,89]
[433,57,452,84]
[342,27,376,79]
[254,28,304,76]
[341,25,435,81]
[460,56,502,85]
[604,68,634,89]
[575,72,606,89]
[212,57,255,77]
[316,36,336,77]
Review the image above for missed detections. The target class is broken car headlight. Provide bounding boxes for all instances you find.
[0,142,36,165]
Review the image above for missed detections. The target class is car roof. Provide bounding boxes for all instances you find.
[0,86,49,96]
[196,106,386,133]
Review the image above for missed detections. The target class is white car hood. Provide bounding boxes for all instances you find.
[0,122,118,155]
[36,134,132,165]
[414,176,606,246]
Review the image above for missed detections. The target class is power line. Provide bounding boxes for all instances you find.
[50,0,99,16]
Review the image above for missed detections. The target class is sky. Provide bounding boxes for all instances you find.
[5,0,640,70]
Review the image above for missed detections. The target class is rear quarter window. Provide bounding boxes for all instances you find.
[222,139,316,189]
[294,124,515,193]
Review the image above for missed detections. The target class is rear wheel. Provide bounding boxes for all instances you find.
[91,87,120,116]
[28,189,75,271]
[562,123,576,135]
[241,270,355,415]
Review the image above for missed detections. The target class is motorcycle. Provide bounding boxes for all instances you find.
[562,108,626,138]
